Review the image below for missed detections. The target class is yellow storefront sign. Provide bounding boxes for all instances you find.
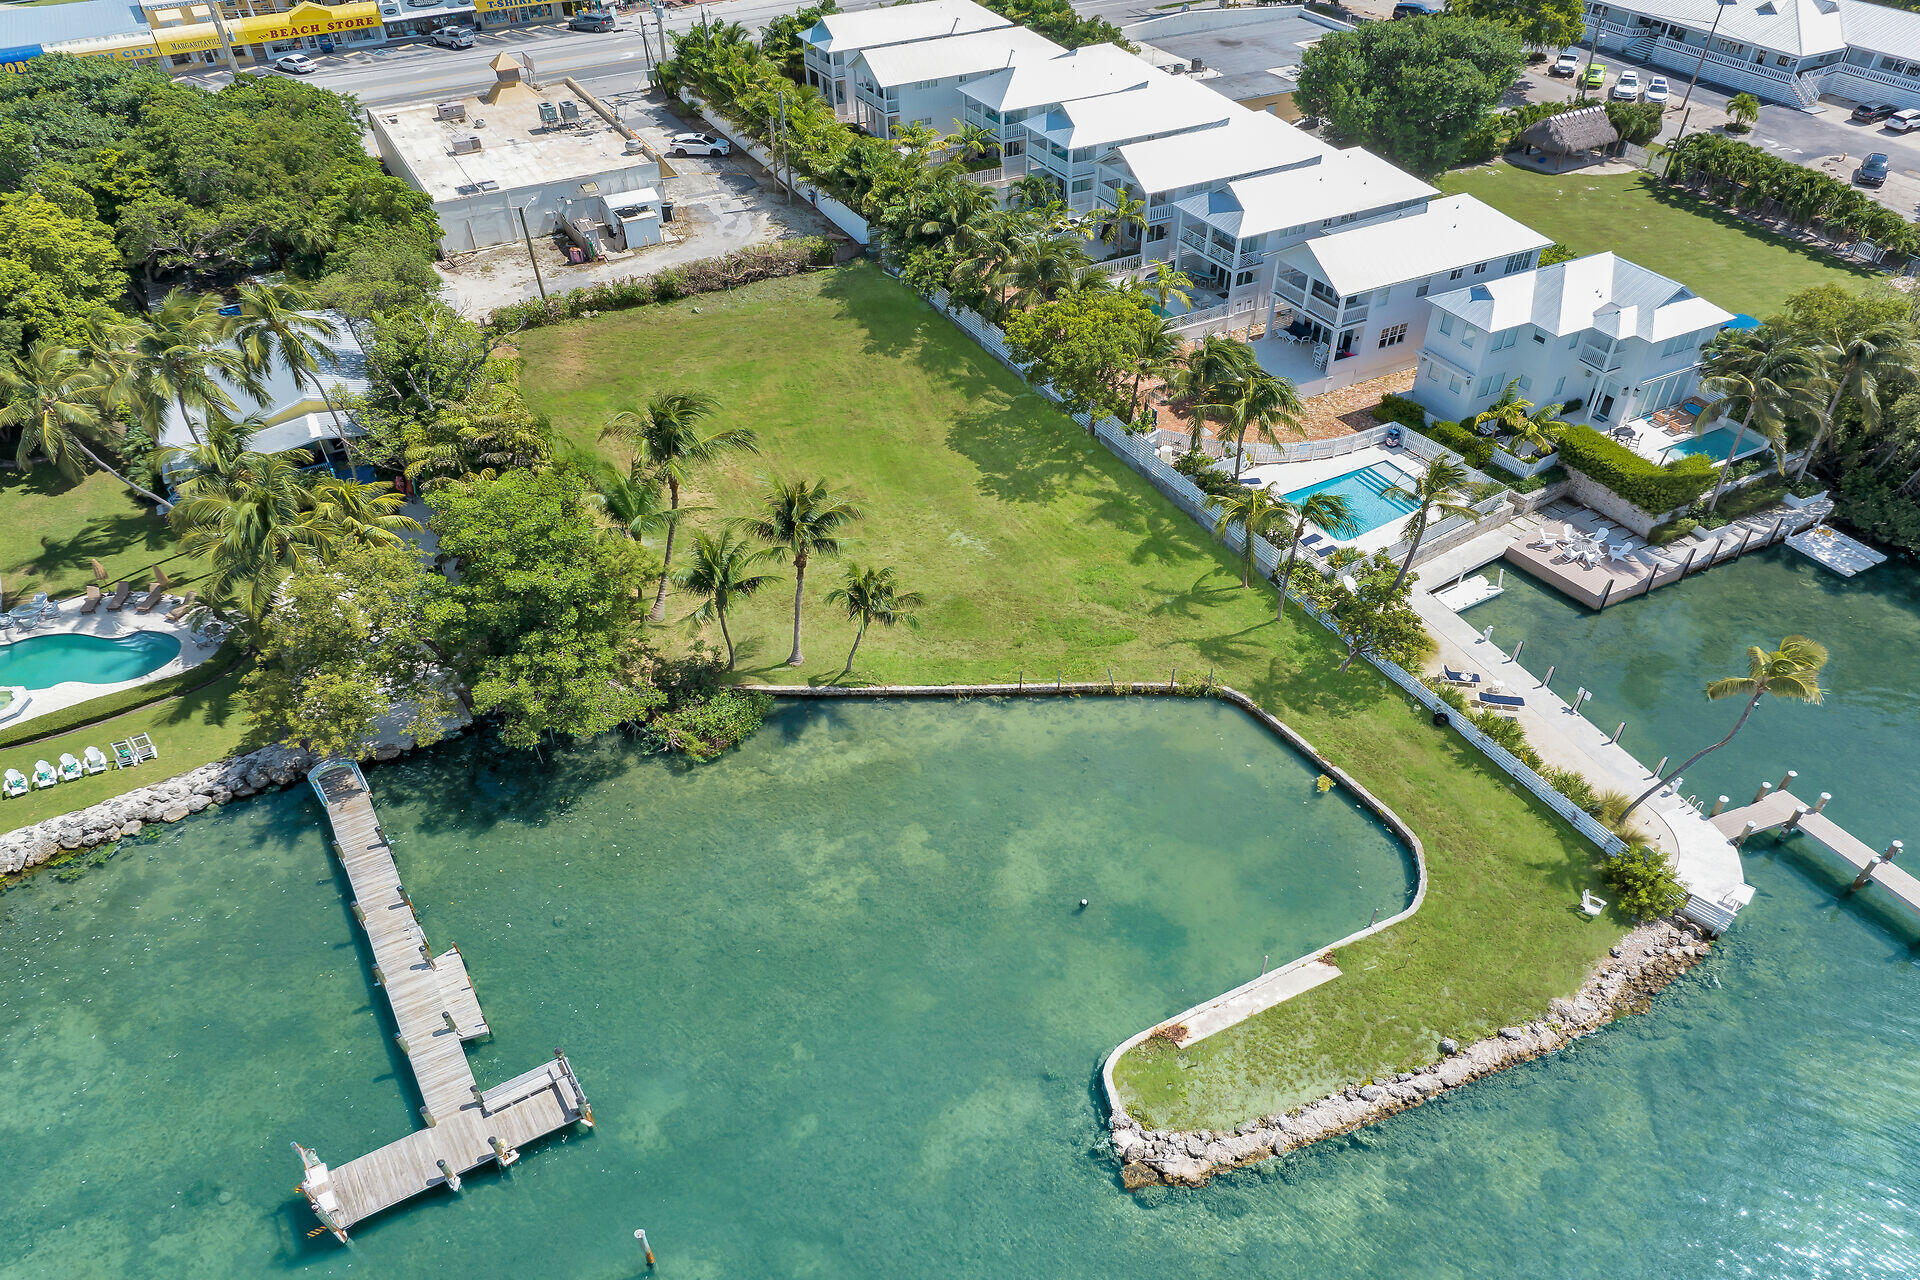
[225,1,382,44]
[473,0,551,12]
[152,25,222,55]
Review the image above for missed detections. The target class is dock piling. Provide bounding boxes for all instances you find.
[1850,857,1881,892]
[1753,781,1774,806]
[1711,796,1728,817]
[1611,722,1626,745]
[437,1160,461,1192]
[1597,577,1614,610]
[1813,792,1831,814]
[1542,664,1555,688]
[1510,639,1523,663]
[1735,821,1756,850]
[1777,769,1798,793]
[1655,756,1669,779]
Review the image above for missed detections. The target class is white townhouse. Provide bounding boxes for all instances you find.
[1410,253,1735,429]
[956,42,1152,160]
[1583,0,1920,110]
[1113,107,1337,257]
[1168,147,1437,304]
[848,25,1063,139]
[800,0,1011,117]
[1018,69,1238,214]
[1261,195,1552,387]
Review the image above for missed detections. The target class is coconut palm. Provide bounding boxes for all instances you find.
[1798,322,1914,483]
[1273,492,1360,620]
[307,474,422,548]
[1698,329,1821,511]
[232,280,352,444]
[601,390,758,621]
[1210,484,1293,589]
[824,562,925,677]
[1125,311,1182,423]
[742,475,863,666]
[1095,191,1147,252]
[675,529,777,670]
[1175,335,1259,451]
[1383,456,1475,592]
[1144,260,1194,314]
[1210,368,1303,478]
[1621,635,1827,821]
[948,121,999,163]
[0,342,171,507]
[586,456,701,547]
[128,290,244,447]
[168,450,344,619]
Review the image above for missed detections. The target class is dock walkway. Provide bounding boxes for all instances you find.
[1713,788,1919,915]
[293,759,591,1242]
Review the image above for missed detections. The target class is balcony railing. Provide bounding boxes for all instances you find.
[1339,300,1368,325]
[1579,342,1624,373]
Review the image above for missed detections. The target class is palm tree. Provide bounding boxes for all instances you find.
[307,474,422,547]
[168,450,343,619]
[1096,191,1147,253]
[1620,635,1827,822]
[232,280,352,445]
[825,562,925,677]
[1383,456,1475,592]
[586,456,700,547]
[1126,311,1182,423]
[1699,329,1821,511]
[1210,484,1293,589]
[129,290,245,447]
[1274,492,1360,620]
[948,122,999,164]
[1144,260,1194,314]
[0,343,171,507]
[601,390,758,621]
[742,475,863,666]
[1798,322,1914,483]
[675,529,777,670]
[1210,368,1303,478]
[1175,336,1259,451]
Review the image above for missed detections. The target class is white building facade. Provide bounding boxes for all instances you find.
[800,0,1010,117]
[847,25,1061,139]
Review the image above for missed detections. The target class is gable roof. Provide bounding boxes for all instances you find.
[1173,148,1435,238]
[958,42,1150,114]
[1025,68,1235,150]
[1834,0,1920,54]
[1425,252,1734,342]
[1278,194,1551,295]
[803,0,1009,55]
[1115,107,1333,194]
[1596,0,1847,56]
[854,26,1061,89]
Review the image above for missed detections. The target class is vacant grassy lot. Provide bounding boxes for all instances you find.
[0,468,201,603]
[1438,165,1879,318]
[518,262,1622,1127]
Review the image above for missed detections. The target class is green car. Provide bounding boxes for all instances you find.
[1582,62,1607,89]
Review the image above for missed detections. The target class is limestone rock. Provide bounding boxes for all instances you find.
[1439,1038,1459,1055]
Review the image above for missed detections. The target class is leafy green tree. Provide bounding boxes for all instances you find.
[1450,0,1585,52]
[1004,288,1159,425]
[364,302,494,418]
[427,467,662,746]
[0,341,168,506]
[1698,327,1822,511]
[1602,844,1688,921]
[676,529,779,670]
[824,562,924,677]
[1295,16,1525,175]
[743,475,863,667]
[312,225,441,340]
[0,192,125,355]
[1327,552,1427,673]
[1621,635,1827,821]
[241,542,459,756]
[1796,320,1915,483]
[601,389,758,621]
[1383,455,1476,591]
[1174,335,1260,450]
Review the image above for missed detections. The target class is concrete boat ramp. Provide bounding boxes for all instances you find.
[293,759,592,1242]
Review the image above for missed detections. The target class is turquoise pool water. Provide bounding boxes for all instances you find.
[1660,426,1765,463]
[1282,463,1418,537]
[0,631,180,690]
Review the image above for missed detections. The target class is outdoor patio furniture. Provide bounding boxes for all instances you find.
[1442,665,1482,686]
[127,732,158,764]
[1606,542,1636,566]
[105,580,133,611]
[111,740,137,769]
[1478,690,1526,712]
[1580,889,1607,917]
[2,768,26,798]
[134,581,166,614]
[82,746,109,775]
[78,584,103,614]
[1528,523,1566,550]
[166,590,200,623]
[57,753,82,781]
[32,760,57,789]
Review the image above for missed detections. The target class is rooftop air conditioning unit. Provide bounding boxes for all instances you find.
[558,100,581,124]
[451,135,483,155]
[623,137,647,155]
[437,101,467,121]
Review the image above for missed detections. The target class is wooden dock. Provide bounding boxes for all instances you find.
[292,759,592,1242]
[1712,787,1918,914]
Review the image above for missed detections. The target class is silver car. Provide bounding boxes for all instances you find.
[1886,108,1920,134]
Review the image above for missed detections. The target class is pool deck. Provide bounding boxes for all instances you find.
[1236,446,1426,556]
[294,759,592,1242]
[0,590,219,729]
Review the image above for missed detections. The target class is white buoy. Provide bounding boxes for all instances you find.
[1079,898,1089,908]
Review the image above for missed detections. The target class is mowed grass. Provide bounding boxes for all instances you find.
[0,468,202,603]
[517,262,1620,1127]
[1438,165,1879,318]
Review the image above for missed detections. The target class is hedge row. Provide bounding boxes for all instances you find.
[1372,393,1425,429]
[488,238,837,331]
[1423,419,1495,470]
[1556,425,1715,514]
[0,640,246,752]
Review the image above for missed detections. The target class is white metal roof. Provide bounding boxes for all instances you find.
[1116,107,1333,194]
[1591,0,1847,56]
[1425,252,1734,343]
[159,317,366,453]
[1277,194,1551,296]
[803,0,1009,55]
[1834,0,1920,54]
[1025,68,1235,150]
[855,26,1062,89]
[958,42,1151,113]
[1173,147,1435,237]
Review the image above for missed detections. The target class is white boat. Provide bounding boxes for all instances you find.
[57,752,83,782]
[82,746,110,775]
[1,768,26,798]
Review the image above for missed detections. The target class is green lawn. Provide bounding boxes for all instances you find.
[0,468,202,605]
[1438,165,1879,318]
[517,262,1621,1128]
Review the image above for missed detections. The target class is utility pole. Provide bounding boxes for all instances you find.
[517,205,548,302]
[1663,1,1733,180]
[780,89,792,203]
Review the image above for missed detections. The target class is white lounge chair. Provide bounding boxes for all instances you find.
[1606,542,1636,566]
[1581,889,1607,917]
[82,745,110,775]
[57,752,83,782]
[1528,523,1565,551]
[2,768,27,798]
[32,760,58,789]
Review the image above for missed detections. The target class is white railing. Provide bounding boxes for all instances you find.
[1096,252,1143,275]
[1168,295,1259,336]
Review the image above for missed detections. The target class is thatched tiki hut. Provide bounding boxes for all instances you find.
[1512,105,1620,173]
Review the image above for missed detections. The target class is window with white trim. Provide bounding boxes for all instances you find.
[1503,251,1532,273]
[1448,375,1464,394]
[1378,322,1408,348]
[1660,333,1692,357]
[1491,329,1517,351]
[1416,281,1430,297]
[1459,324,1477,350]
[1517,374,1532,392]
[1438,313,1455,336]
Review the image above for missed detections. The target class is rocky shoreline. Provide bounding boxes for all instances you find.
[1110,917,1713,1188]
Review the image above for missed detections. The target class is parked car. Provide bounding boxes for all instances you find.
[1391,2,1441,17]
[272,52,317,74]
[1644,75,1670,105]
[1610,70,1641,101]
[1854,152,1890,187]
[1550,52,1580,77]
[568,11,615,31]
[668,132,731,157]
[430,25,473,48]
[1851,102,1895,124]
[1885,108,1920,133]
[1582,62,1607,90]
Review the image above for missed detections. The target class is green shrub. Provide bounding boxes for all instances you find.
[488,238,836,331]
[1605,101,1663,145]
[1373,393,1426,429]
[1602,843,1688,921]
[648,688,773,761]
[1649,516,1699,545]
[1556,425,1715,514]
[0,640,246,751]
[1543,765,1599,813]
[1507,464,1567,495]
[1422,419,1494,469]
[1469,479,1510,502]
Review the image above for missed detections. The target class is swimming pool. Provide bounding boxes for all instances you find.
[1282,462,1420,537]
[0,631,180,690]
[1661,427,1765,463]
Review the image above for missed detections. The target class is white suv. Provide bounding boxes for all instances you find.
[1887,108,1920,134]
[668,133,732,157]
[1610,70,1641,101]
